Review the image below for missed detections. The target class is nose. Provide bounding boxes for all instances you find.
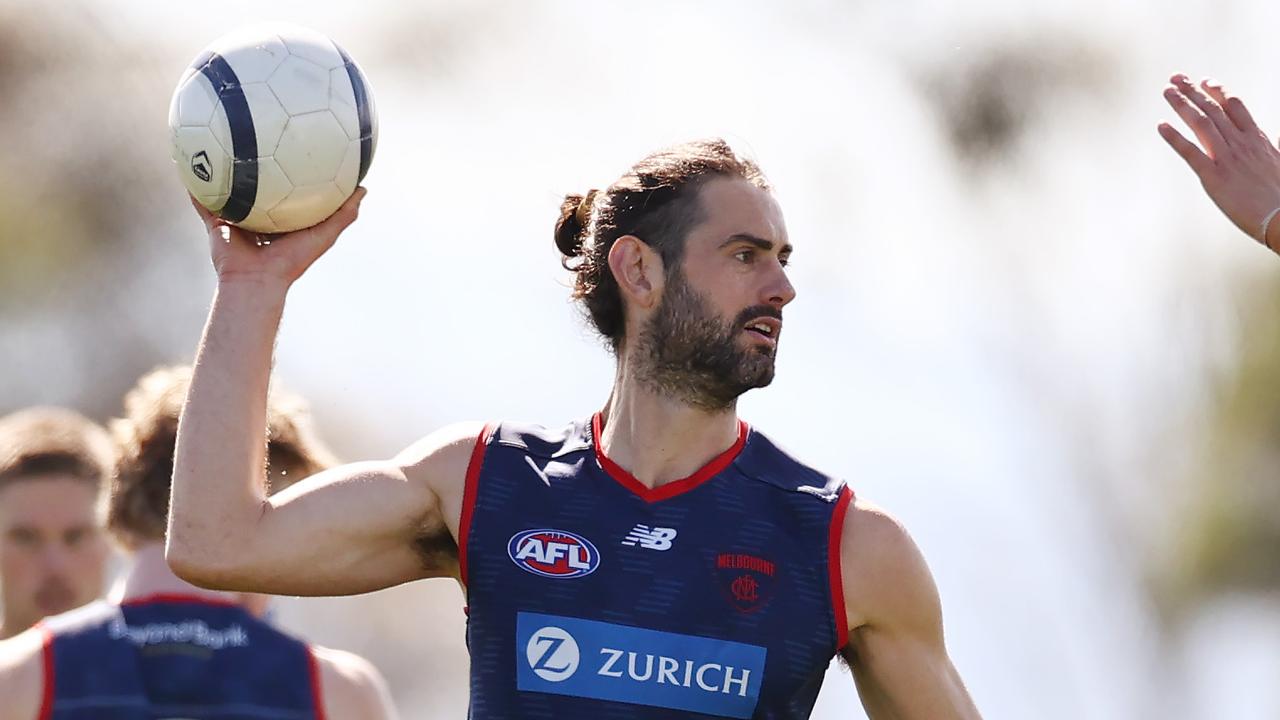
[41,544,70,573]
[763,262,796,309]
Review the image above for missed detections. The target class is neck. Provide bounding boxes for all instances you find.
[117,544,250,609]
[600,360,742,489]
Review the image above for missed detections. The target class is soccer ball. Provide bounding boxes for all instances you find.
[168,25,377,234]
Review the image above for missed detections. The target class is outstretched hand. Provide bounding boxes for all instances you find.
[1159,75,1280,251]
[191,187,368,286]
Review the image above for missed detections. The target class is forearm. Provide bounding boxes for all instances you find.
[168,277,288,582]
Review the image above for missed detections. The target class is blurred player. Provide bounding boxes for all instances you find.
[0,366,396,719]
[0,408,113,640]
[1159,73,1280,252]
[169,140,982,718]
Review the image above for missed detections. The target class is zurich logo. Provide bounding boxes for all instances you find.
[508,528,600,579]
[526,626,580,682]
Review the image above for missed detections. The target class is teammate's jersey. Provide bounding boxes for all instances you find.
[36,595,323,720]
[461,414,854,720]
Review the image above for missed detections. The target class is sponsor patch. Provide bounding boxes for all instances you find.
[508,529,600,579]
[517,611,766,718]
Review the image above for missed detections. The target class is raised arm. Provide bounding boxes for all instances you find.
[1159,74,1280,252]
[839,499,982,720]
[168,190,475,596]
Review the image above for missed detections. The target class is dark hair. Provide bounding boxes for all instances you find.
[555,138,769,350]
[0,407,114,490]
[107,365,338,550]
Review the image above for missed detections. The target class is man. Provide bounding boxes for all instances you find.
[0,408,113,640]
[0,366,396,719]
[169,140,982,718]
[1159,73,1280,251]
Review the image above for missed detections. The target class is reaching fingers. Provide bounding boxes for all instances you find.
[1158,122,1214,176]
[1201,79,1264,139]
[1163,86,1226,159]
[1168,74,1236,150]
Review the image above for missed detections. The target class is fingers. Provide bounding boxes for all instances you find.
[188,194,220,231]
[280,187,367,249]
[1158,122,1214,176]
[327,186,368,233]
[1174,75,1238,140]
[1165,75,1230,155]
[1200,78,1266,141]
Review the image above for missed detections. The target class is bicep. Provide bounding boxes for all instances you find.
[200,421,482,596]
[248,460,447,595]
[840,501,982,720]
[845,626,976,720]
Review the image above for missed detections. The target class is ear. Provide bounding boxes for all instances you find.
[607,235,665,310]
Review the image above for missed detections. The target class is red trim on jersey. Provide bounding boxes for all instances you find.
[458,423,495,590]
[38,624,53,720]
[308,646,328,720]
[120,593,242,609]
[591,412,749,503]
[828,485,855,652]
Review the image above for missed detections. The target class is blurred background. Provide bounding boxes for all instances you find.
[2,0,1280,716]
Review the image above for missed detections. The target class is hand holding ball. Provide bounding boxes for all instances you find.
[169,25,377,233]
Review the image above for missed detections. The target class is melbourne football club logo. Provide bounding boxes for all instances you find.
[525,625,580,682]
[713,552,778,613]
[508,529,600,578]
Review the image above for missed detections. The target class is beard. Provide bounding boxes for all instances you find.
[635,268,781,412]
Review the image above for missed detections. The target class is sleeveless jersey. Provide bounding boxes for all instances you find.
[36,595,323,720]
[460,413,854,720]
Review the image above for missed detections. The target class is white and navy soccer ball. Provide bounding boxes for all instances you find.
[168,25,377,234]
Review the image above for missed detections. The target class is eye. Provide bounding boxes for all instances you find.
[65,527,89,547]
[734,249,755,263]
[8,527,40,548]
[779,254,792,268]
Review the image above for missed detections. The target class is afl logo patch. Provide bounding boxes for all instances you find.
[508,529,600,579]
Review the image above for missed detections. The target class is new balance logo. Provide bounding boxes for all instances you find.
[621,525,677,551]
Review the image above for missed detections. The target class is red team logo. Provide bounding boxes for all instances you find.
[508,529,601,579]
[714,552,777,613]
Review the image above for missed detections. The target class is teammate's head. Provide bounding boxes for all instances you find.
[108,366,337,552]
[556,139,795,410]
[0,408,115,636]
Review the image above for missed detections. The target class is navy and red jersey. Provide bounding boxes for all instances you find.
[35,595,324,720]
[460,413,854,720]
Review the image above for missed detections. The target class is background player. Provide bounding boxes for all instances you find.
[167,141,980,717]
[0,408,113,640]
[0,366,396,719]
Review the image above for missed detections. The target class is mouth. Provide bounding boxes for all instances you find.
[742,318,781,346]
[35,582,75,614]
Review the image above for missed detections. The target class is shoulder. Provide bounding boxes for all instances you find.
[838,497,941,633]
[0,626,48,720]
[394,418,588,492]
[395,421,489,469]
[735,425,845,500]
[394,421,489,490]
[312,645,397,719]
[490,418,591,458]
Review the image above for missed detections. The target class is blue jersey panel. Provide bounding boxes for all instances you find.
[40,597,320,720]
[462,415,852,720]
